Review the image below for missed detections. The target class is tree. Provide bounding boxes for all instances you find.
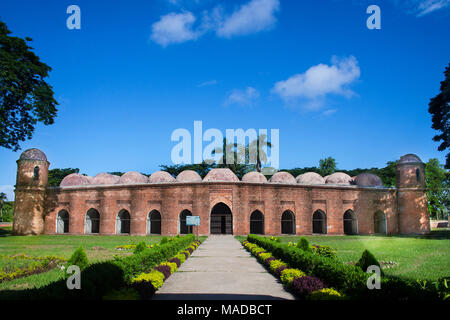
[48,168,79,187]
[247,133,272,173]
[0,20,58,151]
[0,192,7,221]
[425,158,449,220]
[428,63,450,169]
[319,157,337,176]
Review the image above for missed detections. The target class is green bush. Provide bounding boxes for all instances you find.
[160,237,169,245]
[66,246,89,275]
[312,245,337,259]
[296,237,311,252]
[134,241,147,254]
[103,288,140,300]
[280,268,306,285]
[269,260,287,273]
[308,288,345,300]
[355,249,384,275]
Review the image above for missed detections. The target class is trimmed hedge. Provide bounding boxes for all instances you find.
[246,234,442,300]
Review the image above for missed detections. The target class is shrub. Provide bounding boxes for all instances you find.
[168,257,181,268]
[187,247,193,254]
[269,236,281,242]
[175,253,186,264]
[160,237,169,245]
[264,256,276,266]
[134,241,147,254]
[103,288,140,300]
[291,276,325,298]
[160,261,177,274]
[66,246,89,275]
[269,260,287,274]
[275,265,287,278]
[312,245,337,259]
[280,268,306,285]
[296,237,311,252]
[355,249,384,275]
[258,252,272,262]
[251,247,265,255]
[131,270,165,299]
[154,264,171,280]
[308,288,344,300]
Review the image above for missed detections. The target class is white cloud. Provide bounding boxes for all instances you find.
[415,0,450,16]
[198,80,218,87]
[225,87,260,106]
[216,0,280,38]
[321,109,337,117]
[150,0,280,46]
[272,56,360,110]
[150,11,202,47]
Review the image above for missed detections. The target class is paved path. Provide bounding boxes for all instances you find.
[153,235,295,300]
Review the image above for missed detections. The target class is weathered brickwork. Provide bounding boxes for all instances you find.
[12,149,430,236]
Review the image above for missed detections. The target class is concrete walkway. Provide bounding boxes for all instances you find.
[153,235,295,300]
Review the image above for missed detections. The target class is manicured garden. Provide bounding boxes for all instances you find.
[241,234,450,300]
[0,225,206,298]
[237,229,450,281]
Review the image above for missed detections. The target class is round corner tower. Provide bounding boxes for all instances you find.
[12,148,49,235]
[396,154,430,234]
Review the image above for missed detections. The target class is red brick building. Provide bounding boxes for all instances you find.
[12,149,430,236]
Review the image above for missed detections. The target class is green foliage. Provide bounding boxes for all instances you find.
[133,241,147,254]
[47,168,80,187]
[425,158,449,220]
[269,259,287,273]
[355,249,384,276]
[0,20,58,151]
[308,288,345,300]
[131,270,165,290]
[103,288,140,300]
[0,201,14,222]
[280,268,306,285]
[296,237,311,252]
[113,234,194,283]
[160,237,169,245]
[311,244,337,259]
[428,62,450,169]
[66,246,89,274]
[319,157,337,176]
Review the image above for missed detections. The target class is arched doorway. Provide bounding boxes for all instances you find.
[343,210,358,235]
[147,210,162,235]
[374,210,387,234]
[179,210,193,234]
[56,210,69,234]
[312,210,327,234]
[85,208,100,234]
[281,210,295,234]
[116,209,131,234]
[210,202,233,234]
[250,210,264,234]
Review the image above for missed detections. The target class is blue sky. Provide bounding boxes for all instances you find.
[0,0,449,200]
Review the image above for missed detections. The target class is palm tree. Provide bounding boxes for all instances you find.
[247,133,272,172]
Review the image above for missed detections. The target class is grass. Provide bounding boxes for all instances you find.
[0,226,184,291]
[236,229,450,282]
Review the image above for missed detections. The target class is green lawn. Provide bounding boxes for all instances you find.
[0,226,171,291]
[237,229,450,282]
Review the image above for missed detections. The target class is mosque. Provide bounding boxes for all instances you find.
[12,148,430,236]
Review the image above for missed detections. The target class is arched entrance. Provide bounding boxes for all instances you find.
[85,208,100,234]
[281,210,295,234]
[56,210,69,234]
[116,209,131,234]
[147,210,162,235]
[343,210,358,235]
[250,210,264,234]
[312,210,327,234]
[210,202,233,234]
[374,210,387,234]
[179,210,193,234]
